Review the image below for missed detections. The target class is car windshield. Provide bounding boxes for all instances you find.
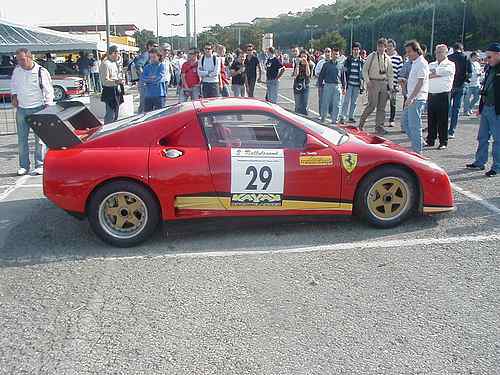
[276,107,348,145]
[89,103,191,140]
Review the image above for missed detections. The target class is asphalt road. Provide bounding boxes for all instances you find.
[0,73,499,374]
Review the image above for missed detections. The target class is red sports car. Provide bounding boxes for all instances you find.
[28,98,454,247]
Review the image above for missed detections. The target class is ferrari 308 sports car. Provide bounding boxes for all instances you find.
[28,98,454,247]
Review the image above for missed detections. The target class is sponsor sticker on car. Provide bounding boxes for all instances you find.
[299,155,333,166]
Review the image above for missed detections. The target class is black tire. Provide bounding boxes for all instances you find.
[355,166,419,228]
[88,180,161,247]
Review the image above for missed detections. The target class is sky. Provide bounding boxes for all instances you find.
[1,0,329,37]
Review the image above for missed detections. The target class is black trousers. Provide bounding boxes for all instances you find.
[427,92,450,146]
[246,77,256,97]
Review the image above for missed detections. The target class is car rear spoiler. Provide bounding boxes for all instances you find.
[26,101,101,149]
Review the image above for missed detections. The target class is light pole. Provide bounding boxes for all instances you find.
[105,0,110,52]
[185,0,191,48]
[305,24,319,50]
[430,3,436,56]
[461,0,467,47]
[155,0,160,45]
[193,0,197,49]
[344,15,360,53]
[171,23,184,50]
[162,13,180,48]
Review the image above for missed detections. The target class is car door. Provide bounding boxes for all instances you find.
[200,110,345,215]
[148,117,217,220]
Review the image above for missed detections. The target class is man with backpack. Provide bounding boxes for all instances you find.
[10,48,54,176]
[198,43,221,98]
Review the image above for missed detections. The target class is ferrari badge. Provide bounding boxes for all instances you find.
[341,153,358,173]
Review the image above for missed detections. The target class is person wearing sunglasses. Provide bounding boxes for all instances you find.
[466,42,500,177]
[198,43,221,98]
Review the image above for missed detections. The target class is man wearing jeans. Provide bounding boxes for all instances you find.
[403,40,429,154]
[198,43,221,98]
[448,42,472,138]
[466,43,500,177]
[265,47,285,104]
[340,42,364,124]
[180,50,201,102]
[10,48,54,176]
[318,48,346,125]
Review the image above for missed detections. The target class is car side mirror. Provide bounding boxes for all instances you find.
[304,134,328,151]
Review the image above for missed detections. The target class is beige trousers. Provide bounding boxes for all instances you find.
[358,80,389,130]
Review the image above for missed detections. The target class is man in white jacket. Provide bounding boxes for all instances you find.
[11,48,54,176]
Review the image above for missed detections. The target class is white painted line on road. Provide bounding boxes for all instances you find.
[452,184,500,215]
[0,184,42,189]
[0,175,30,202]
[100,234,500,263]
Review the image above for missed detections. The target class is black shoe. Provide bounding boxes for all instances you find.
[485,170,497,177]
[424,141,435,148]
[466,163,485,171]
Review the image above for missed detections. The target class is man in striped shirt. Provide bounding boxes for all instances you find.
[340,42,364,124]
[387,39,403,127]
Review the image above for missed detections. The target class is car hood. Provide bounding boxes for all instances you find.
[343,125,427,159]
[53,75,83,81]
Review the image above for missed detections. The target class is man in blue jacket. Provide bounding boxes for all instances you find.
[141,47,167,112]
[135,40,156,113]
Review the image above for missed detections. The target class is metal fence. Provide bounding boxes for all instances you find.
[0,92,16,135]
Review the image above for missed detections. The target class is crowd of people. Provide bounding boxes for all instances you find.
[7,36,500,178]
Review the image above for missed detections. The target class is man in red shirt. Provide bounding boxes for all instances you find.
[180,50,201,102]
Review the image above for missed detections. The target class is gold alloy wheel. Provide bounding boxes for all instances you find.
[367,177,410,221]
[98,192,148,239]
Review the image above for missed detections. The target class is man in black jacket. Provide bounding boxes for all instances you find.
[448,42,472,138]
[466,42,500,177]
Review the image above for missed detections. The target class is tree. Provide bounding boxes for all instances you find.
[313,32,347,51]
[133,29,156,51]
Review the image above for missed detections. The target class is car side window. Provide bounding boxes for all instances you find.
[200,112,306,149]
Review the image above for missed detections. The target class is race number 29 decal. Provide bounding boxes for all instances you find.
[231,149,284,206]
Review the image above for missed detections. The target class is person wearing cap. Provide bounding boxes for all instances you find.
[100,45,124,124]
[466,42,500,177]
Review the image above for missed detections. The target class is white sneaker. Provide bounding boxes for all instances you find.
[33,167,44,175]
[17,168,28,176]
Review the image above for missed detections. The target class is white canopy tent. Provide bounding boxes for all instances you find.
[0,19,98,54]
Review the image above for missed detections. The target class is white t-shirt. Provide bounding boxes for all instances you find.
[10,62,55,108]
[428,58,455,93]
[407,55,429,101]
